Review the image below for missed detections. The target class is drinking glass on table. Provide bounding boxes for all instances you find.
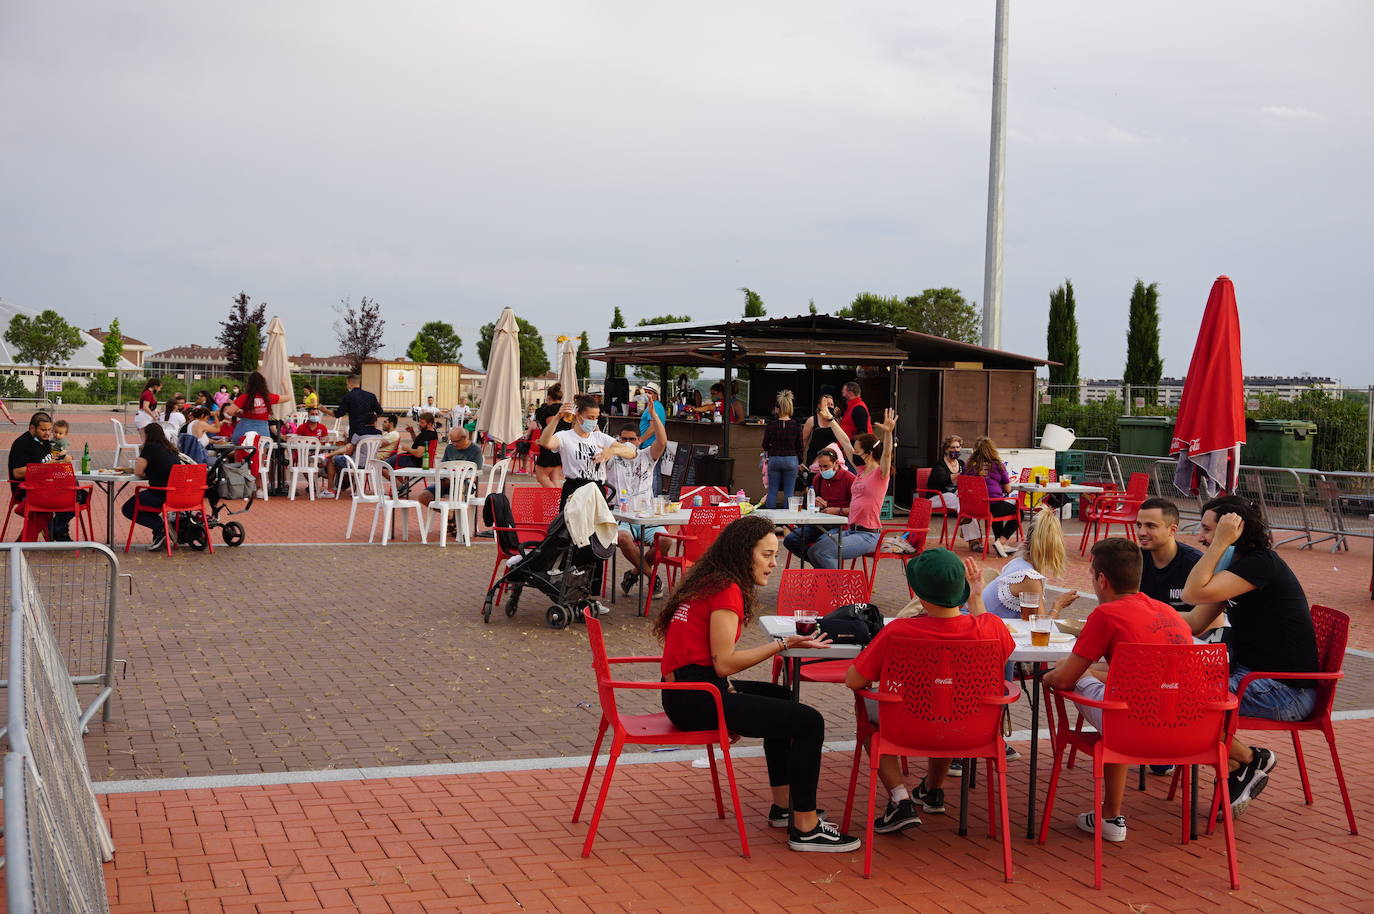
[1030,615,1054,647]
[1017,591,1042,621]
[793,610,820,638]
[787,495,803,512]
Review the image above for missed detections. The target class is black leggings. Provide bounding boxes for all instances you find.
[987,500,1018,540]
[122,490,167,531]
[662,667,825,812]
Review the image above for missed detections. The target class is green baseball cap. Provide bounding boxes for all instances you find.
[904,548,970,608]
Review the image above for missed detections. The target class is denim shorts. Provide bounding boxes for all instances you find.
[617,521,661,545]
[1230,665,1317,721]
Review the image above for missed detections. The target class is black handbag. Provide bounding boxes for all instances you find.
[818,602,885,646]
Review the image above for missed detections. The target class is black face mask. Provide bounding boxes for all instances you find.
[852,453,866,466]
[947,449,961,459]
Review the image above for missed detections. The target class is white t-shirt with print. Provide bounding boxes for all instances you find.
[606,448,657,501]
[554,429,617,482]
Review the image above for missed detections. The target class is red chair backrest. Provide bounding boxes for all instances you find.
[163,464,209,511]
[23,462,79,512]
[1310,604,1349,715]
[1102,643,1231,759]
[905,498,932,535]
[873,632,1007,752]
[956,476,991,515]
[679,505,740,563]
[1125,472,1149,502]
[584,614,622,723]
[776,569,872,616]
[915,467,932,492]
[509,486,563,534]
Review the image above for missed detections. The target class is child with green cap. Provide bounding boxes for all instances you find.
[845,548,1016,833]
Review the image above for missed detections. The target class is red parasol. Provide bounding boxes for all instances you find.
[1171,276,1245,496]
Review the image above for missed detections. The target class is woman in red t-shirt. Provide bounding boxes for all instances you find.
[653,514,861,854]
[226,371,281,444]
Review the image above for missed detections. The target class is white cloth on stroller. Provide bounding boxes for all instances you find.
[563,484,617,551]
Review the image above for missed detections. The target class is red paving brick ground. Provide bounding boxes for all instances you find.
[97,720,1374,913]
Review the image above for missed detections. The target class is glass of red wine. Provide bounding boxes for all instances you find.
[794,611,819,638]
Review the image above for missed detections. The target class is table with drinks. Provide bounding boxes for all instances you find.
[759,609,1077,838]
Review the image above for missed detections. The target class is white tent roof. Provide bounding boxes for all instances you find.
[0,299,140,371]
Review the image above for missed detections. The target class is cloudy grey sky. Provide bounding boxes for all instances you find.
[3,1,1369,382]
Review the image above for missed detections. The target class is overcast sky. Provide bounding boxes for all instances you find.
[3,2,1369,383]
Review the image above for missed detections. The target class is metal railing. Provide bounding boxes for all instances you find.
[4,544,115,914]
[1076,450,1374,551]
[0,543,122,732]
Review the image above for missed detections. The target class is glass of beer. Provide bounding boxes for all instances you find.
[1017,591,1042,621]
[1030,615,1054,647]
[794,611,819,638]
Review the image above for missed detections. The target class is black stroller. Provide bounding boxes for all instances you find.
[482,480,614,629]
[173,444,257,549]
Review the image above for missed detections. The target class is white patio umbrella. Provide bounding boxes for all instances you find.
[261,316,297,420]
[557,336,579,398]
[477,307,524,445]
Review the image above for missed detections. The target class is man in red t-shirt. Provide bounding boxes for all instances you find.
[296,410,330,441]
[845,549,1015,834]
[1043,537,1191,843]
[782,450,854,563]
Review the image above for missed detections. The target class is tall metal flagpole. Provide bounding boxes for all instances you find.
[981,0,1010,350]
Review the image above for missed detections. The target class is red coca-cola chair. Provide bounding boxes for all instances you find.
[639,504,740,617]
[18,462,94,542]
[771,568,872,685]
[486,486,564,605]
[844,633,1020,880]
[914,466,956,547]
[1079,472,1149,554]
[123,464,213,556]
[954,476,1021,556]
[573,615,749,858]
[864,498,932,593]
[1040,643,1240,889]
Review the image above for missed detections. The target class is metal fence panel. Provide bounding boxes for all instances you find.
[4,546,114,914]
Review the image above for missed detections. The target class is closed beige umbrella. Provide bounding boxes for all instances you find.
[477,307,524,445]
[557,336,579,399]
[261,316,297,420]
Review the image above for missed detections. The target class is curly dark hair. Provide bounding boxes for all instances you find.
[652,514,777,640]
[1201,494,1272,553]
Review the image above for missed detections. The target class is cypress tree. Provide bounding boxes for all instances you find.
[1123,280,1163,404]
[1046,280,1080,389]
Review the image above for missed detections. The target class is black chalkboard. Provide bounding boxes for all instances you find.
[666,442,693,498]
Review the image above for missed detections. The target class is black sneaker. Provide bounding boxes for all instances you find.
[947,759,963,778]
[873,798,921,834]
[1227,746,1276,818]
[620,570,639,595]
[146,533,167,552]
[767,804,827,828]
[1005,744,1021,762]
[652,575,665,597]
[914,779,946,814]
[788,818,861,853]
[1148,765,1175,776]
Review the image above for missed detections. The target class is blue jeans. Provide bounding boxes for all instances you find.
[1230,665,1317,721]
[783,525,826,561]
[766,455,799,509]
[231,418,270,444]
[805,529,879,570]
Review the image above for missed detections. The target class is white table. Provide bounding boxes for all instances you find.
[1008,483,1104,496]
[758,613,1076,838]
[75,470,139,545]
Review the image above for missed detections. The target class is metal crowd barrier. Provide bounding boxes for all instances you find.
[4,544,115,914]
[1076,451,1374,551]
[0,543,122,733]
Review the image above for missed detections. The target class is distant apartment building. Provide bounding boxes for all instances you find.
[1045,376,1342,405]
[147,345,356,378]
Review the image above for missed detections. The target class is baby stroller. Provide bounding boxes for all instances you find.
[482,480,615,629]
[175,446,257,549]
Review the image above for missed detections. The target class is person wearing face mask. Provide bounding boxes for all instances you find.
[804,403,897,569]
[925,435,964,514]
[296,411,330,441]
[782,450,854,562]
[539,393,633,483]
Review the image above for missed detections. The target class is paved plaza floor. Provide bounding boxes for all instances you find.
[7,409,1374,911]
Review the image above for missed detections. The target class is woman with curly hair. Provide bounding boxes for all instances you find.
[654,513,861,853]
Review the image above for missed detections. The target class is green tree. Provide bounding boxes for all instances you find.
[86,317,125,402]
[576,331,590,381]
[1046,280,1080,388]
[835,288,980,343]
[1123,279,1163,404]
[607,307,627,378]
[241,321,262,372]
[334,296,387,373]
[217,292,267,373]
[406,320,461,363]
[477,316,550,377]
[406,337,430,363]
[741,287,766,317]
[4,309,83,394]
[808,299,818,315]
[99,318,123,371]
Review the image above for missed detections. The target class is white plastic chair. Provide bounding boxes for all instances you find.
[344,449,386,539]
[239,434,275,500]
[427,461,479,547]
[337,436,381,500]
[111,418,140,467]
[284,437,322,501]
[367,459,428,545]
[330,416,348,438]
[472,456,511,532]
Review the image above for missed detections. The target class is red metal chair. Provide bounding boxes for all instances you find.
[1039,643,1240,890]
[864,499,932,593]
[572,615,749,858]
[914,467,955,547]
[1079,472,1148,554]
[123,464,213,556]
[487,486,564,604]
[844,634,1020,880]
[771,568,872,685]
[953,476,1018,556]
[1169,604,1357,834]
[640,504,740,617]
[18,463,94,542]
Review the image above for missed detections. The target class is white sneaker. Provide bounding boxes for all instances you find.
[993,540,1012,558]
[1076,811,1127,842]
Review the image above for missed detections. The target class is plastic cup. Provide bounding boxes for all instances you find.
[1018,591,1042,621]
[1030,615,1053,647]
[794,611,819,638]
[788,496,803,512]
[1060,476,1072,487]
